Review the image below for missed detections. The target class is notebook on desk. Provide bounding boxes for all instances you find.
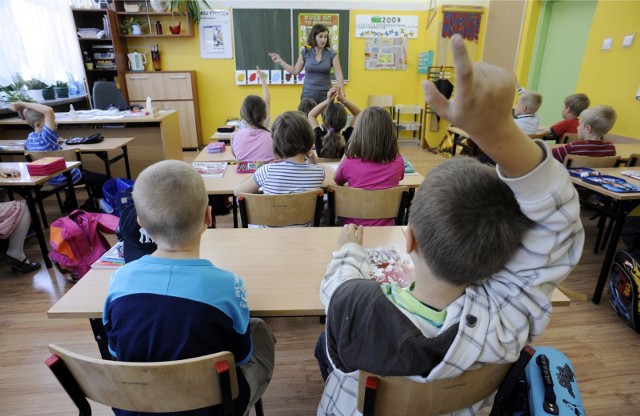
[191,162,227,177]
[236,161,264,174]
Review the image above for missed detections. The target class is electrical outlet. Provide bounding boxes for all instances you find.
[623,34,635,47]
[636,86,640,100]
[602,38,613,51]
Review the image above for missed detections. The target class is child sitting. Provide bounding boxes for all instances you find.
[308,87,361,159]
[9,101,106,204]
[552,105,617,163]
[234,111,325,196]
[316,34,584,416]
[544,93,590,142]
[333,106,404,226]
[104,160,275,416]
[298,97,318,116]
[232,68,275,162]
[514,87,543,134]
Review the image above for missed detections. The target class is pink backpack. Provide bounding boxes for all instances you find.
[49,210,119,280]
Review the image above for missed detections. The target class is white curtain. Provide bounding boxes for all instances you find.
[0,0,84,88]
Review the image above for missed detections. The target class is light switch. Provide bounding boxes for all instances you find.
[622,34,635,47]
[602,38,613,50]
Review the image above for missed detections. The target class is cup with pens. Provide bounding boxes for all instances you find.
[151,44,161,71]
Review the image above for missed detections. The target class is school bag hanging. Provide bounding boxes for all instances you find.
[49,210,119,281]
[101,178,135,217]
[607,250,640,333]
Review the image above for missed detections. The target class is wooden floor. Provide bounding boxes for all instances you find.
[1,144,639,415]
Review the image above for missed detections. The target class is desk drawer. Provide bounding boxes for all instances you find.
[126,72,193,101]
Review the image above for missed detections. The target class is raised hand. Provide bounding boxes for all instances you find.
[268,53,282,64]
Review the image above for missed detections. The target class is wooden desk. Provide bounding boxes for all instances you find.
[193,147,236,163]
[570,168,640,303]
[210,131,234,144]
[0,161,81,268]
[48,226,569,319]
[0,111,182,178]
[0,137,135,179]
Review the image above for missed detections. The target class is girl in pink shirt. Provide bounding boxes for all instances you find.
[232,69,276,162]
[334,106,405,226]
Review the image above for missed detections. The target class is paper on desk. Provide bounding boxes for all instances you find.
[326,163,340,171]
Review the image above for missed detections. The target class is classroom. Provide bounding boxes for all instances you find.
[1,0,640,415]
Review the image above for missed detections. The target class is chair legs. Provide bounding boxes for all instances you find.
[254,398,264,416]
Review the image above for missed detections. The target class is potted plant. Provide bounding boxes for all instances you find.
[167,0,210,25]
[54,80,69,98]
[25,78,49,102]
[0,86,35,104]
[42,85,56,101]
[121,17,143,35]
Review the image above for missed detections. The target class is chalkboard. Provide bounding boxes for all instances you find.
[233,8,349,81]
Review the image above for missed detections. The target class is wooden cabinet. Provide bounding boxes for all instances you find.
[114,1,193,38]
[72,8,129,103]
[126,71,201,149]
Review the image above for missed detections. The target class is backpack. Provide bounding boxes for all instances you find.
[608,250,640,333]
[49,210,119,281]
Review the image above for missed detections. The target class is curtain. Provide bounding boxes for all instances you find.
[0,0,84,88]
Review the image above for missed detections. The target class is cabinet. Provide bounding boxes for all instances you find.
[114,1,193,38]
[72,8,129,103]
[394,105,423,142]
[126,71,201,149]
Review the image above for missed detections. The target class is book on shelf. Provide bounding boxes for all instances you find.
[191,162,227,177]
[26,157,66,176]
[236,161,264,174]
[92,241,124,269]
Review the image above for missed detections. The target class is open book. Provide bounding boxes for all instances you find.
[191,162,227,177]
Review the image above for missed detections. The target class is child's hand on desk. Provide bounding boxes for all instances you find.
[338,224,363,248]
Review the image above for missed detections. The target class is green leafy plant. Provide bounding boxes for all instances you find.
[55,80,68,88]
[121,17,143,34]
[25,78,49,90]
[167,0,210,24]
[0,86,35,104]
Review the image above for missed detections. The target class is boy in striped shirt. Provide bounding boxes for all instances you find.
[552,105,617,163]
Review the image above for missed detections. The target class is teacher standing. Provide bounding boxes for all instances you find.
[269,23,345,104]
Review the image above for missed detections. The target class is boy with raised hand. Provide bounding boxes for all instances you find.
[316,34,584,415]
[103,160,275,416]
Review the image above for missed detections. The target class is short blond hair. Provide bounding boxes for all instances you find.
[581,105,617,137]
[132,160,208,248]
[23,108,43,129]
[519,91,543,114]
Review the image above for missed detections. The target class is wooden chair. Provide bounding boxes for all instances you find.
[327,185,409,226]
[528,132,546,140]
[563,154,620,169]
[357,346,535,416]
[561,133,580,144]
[45,344,263,416]
[237,189,324,227]
[367,95,394,115]
[626,153,640,168]
[24,149,88,228]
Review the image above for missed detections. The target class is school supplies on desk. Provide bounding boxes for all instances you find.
[582,175,640,193]
[401,156,415,174]
[192,162,227,177]
[236,161,264,174]
[91,241,124,269]
[567,167,600,178]
[621,170,640,181]
[206,142,226,153]
[26,157,66,175]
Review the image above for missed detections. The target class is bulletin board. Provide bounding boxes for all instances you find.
[233,8,350,83]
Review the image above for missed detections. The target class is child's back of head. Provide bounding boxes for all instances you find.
[240,95,269,131]
[518,91,543,115]
[272,111,314,159]
[564,94,590,118]
[133,160,208,249]
[345,106,398,163]
[319,102,348,158]
[23,108,44,129]
[580,105,617,138]
[298,98,318,116]
[409,156,533,284]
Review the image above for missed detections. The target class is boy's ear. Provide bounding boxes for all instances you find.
[584,124,593,134]
[406,225,420,254]
[204,205,213,228]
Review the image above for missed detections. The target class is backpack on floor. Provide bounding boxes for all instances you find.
[607,250,640,333]
[49,210,119,281]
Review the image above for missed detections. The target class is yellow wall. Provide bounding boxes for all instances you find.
[515,0,542,88]
[574,0,640,138]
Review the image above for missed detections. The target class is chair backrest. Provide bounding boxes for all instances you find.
[327,185,409,226]
[564,154,620,168]
[237,189,324,227]
[357,363,511,416]
[367,95,393,114]
[528,132,546,140]
[45,344,239,413]
[626,153,640,167]
[93,81,128,110]
[562,133,580,144]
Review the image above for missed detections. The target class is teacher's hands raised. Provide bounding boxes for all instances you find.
[268,52,283,64]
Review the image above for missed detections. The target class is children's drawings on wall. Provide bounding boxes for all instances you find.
[283,71,295,85]
[200,10,233,59]
[235,69,302,85]
[355,15,419,38]
[247,69,260,85]
[297,70,305,84]
[235,70,247,85]
[270,70,282,85]
[364,38,407,71]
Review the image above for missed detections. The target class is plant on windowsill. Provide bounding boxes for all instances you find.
[0,85,35,105]
[25,78,50,102]
[54,80,69,99]
[121,17,143,35]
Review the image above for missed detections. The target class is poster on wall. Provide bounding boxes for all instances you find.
[200,9,233,59]
[364,38,407,71]
[355,15,419,38]
[297,12,340,55]
[418,51,434,74]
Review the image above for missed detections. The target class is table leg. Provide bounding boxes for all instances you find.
[63,171,78,210]
[122,145,131,179]
[232,195,238,228]
[16,187,52,268]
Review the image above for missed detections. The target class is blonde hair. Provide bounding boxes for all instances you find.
[23,108,44,129]
[132,160,208,248]
[345,106,398,163]
[519,91,543,114]
[580,105,617,137]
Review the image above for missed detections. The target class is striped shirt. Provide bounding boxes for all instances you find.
[253,160,325,194]
[551,139,616,163]
[25,126,82,187]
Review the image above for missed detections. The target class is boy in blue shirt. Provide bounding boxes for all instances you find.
[103,160,275,416]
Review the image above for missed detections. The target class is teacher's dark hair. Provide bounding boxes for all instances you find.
[307,24,331,49]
